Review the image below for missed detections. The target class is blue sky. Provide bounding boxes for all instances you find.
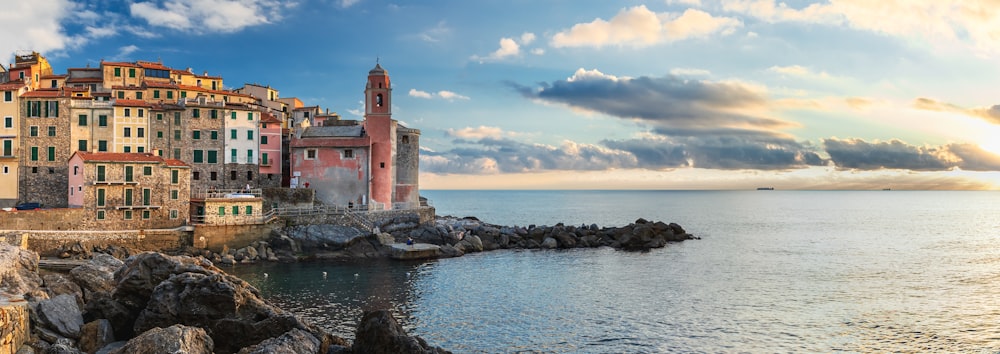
[7,0,1000,190]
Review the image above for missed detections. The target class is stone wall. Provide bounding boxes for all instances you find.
[15,229,191,257]
[192,223,280,253]
[0,209,87,231]
[368,206,435,225]
[0,297,29,354]
[262,187,313,209]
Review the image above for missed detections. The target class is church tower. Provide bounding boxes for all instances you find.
[364,63,396,207]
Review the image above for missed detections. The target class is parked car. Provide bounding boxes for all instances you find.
[14,202,42,210]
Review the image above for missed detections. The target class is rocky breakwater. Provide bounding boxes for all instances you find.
[0,243,450,354]
[406,216,698,257]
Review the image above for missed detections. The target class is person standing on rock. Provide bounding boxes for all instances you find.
[407,237,414,247]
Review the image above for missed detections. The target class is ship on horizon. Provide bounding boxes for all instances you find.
[756,187,775,191]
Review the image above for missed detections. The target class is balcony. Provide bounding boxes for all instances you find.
[93,180,139,186]
[192,188,262,200]
[71,101,113,109]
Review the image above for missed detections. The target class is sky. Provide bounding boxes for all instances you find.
[5,0,1000,190]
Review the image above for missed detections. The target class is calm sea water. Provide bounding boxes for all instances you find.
[229,190,1000,353]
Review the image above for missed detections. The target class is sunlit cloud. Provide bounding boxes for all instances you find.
[410,89,469,101]
[550,6,741,48]
[130,0,288,34]
[912,97,1000,125]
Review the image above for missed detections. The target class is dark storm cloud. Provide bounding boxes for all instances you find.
[604,134,826,170]
[508,69,794,130]
[420,137,639,174]
[946,143,1000,171]
[823,138,955,171]
[913,97,1000,125]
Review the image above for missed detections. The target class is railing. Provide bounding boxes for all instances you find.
[269,205,374,231]
[192,188,261,199]
[71,100,113,109]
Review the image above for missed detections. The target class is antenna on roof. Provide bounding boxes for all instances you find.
[376,56,379,64]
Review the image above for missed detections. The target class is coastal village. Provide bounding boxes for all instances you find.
[0,52,428,246]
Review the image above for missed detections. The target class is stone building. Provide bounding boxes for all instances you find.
[67,152,190,230]
[19,88,71,207]
[290,64,420,209]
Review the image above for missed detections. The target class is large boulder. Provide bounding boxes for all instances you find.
[283,225,366,251]
[0,243,42,297]
[132,271,320,353]
[36,294,85,339]
[235,328,319,354]
[110,324,213,354]
[69,254,123,302]
[78,319,115,354]
[352,310,450,354]
[112,252,220,316]
[41,274,83,306]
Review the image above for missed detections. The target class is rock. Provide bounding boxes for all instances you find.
[553,232,577,248]
[235,328,319,354]
[35,326,66,344]
[78,319,115,354]
[465,235,483,252]
[352,310,450,354]
[245,246,259,260]
[133,269,321,353]
[375,233,395,246]
[81,292,133,341]
[110,324,213,354]
[540,237,558,249]
[69,254,122,302]
[437,245,464,258]
[43,340,82,354]
[0,244,42,297]
[94,341,125,354]
[36,294,84,339]
[220,254,235,265]
[41,274,83,306]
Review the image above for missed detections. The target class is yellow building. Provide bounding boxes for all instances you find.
[7,52,52,90]
[112,99,151,153]
[0,80,29,206]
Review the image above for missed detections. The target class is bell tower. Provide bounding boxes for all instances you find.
[364,62,396,207]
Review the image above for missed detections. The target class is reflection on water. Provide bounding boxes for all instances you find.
[228,191,1000,352]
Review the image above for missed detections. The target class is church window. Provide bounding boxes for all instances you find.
[376,94,383,107]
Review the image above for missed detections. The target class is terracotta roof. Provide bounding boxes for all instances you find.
[260,112,282,124]
[164,159,189,167]
[65,77,103,83]
[40,74,67,79]
[68,68,101,72]
[111,85,142,90]
[101,61,140,68]
[0,81,26,90]
[74,151,164,163]
[93,92,112,97]
[21,90,66,98]
[135,61,171,70]
[113,99,151,107]
[178,84,208,92]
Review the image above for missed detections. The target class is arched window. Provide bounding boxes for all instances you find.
[376,94,383,107]
[73,165,79,175]
[401,135,409,144]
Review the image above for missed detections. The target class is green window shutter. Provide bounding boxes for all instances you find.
[219,206,226,216]
[174,130,181,140]
[125,166,133,181]
[153,91,160,99]
[231,112,236,119]
[125,189,133,206]
[247,131,253,140]
[247,150,253,162]
[261,153,268,165]
[171,170,178,184]
[245,206,252,215]
[3,140,11,156]
[207,150,217,164]
[167,91,174,99]
[143,189,150,205]
[78,140,87,152]
[97,165,105,181]
[231,149,237,160]
[193,150,203,163]
[79,114,87,126]
[114,68,121,77]
[230,129,236,139]
[248,112,253,120]
[30,147,37,161]
[47,147,55,161]
[232,206,239,215]
[97,189,105,206]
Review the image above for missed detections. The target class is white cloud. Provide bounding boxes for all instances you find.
[417,21,451,42]
[531,48,545,55]
[410,88,470,101]
[670,68,712,76]
[721,0,1000,55]
[0,0,78,60]
[340,0,360,8]
[768,65,809,76]
[520,32,536,45]
[446,126,508,140]
[667,0,702,5]
[550,6,741,48]
[130,0,286,34]
[471,37,520,62]
[109,45,140,61]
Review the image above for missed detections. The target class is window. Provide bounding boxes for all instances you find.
[124,127,131,137]
[97,188,105,206]
[47,147,55,161]
[3,140,11,156]
[97,210,105,220]
[247,112,253,120]
[153,91,160,99]
[124,210,132,220]
[380,162,385,168]
[246,170,253,181]
[193,109,200,118]
[4,117,11,128]
[181,91,186,98]
[174,112,180,125]
[171,170,179,184]
[210,171,217,180]
[247,131,253,140]
[78,140,87,152]
[46,101,59,117]
[344,149,353,158]
[231,149,237,161]
[138,109,144,118]
[124,146,131,153]
[73,165,78,175]
[27,101,40,117]
[135,92,143,100]
[98,140,107,152]
[169,209,178,219]
[167,91,174,99]
[157,131,163,138]
[376,94,383,107]
[137,146,144,153]
[124,189,133,206]
[231,112,236,120]
[137,128,144,138]
[247,150,253,164]
[174,130,181,140]
[192,130,200,139]
[231,170,237,180]
[78,114,87,126]
[124,108,131,117]
[402,135,409,144]
[244,205,252,215]
[219,206,226,216]
[171,189,179,199]
[210,131,218,140]
[31,167,36,173]
[207,150,217,163]
[98,115,108,126]
[142,188,151,206]
[193,150,204,163]
[3,91,11,102]
[114,67,121,77]
[156,113,163,121]
[305,149,316,160]
[173,148,180,159]
[47,126,55,137]
[30,147,38,161]
[117,91,124,99]
[232,206,239,215]
[29,126,37,136]
[211,110,218,119]
[193,171,200,180]
[261,136,268,145]
[142,210,150,219]
[143,166,152,176]
[261,152,269,166]
[230,129,237,139]
[125,166,134,182]
[128,68,135,78]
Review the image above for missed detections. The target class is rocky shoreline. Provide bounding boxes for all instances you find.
[0,245,449,354]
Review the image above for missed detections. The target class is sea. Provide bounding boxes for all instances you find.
[228,190,1000,353]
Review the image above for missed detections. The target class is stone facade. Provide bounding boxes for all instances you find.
[395,127,420,208]
[0,296,29,354]
[19,93,71,208]
[183,98,226,189]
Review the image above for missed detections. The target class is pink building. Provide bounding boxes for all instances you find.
[289,64,420,209]
[258,111,282,187]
